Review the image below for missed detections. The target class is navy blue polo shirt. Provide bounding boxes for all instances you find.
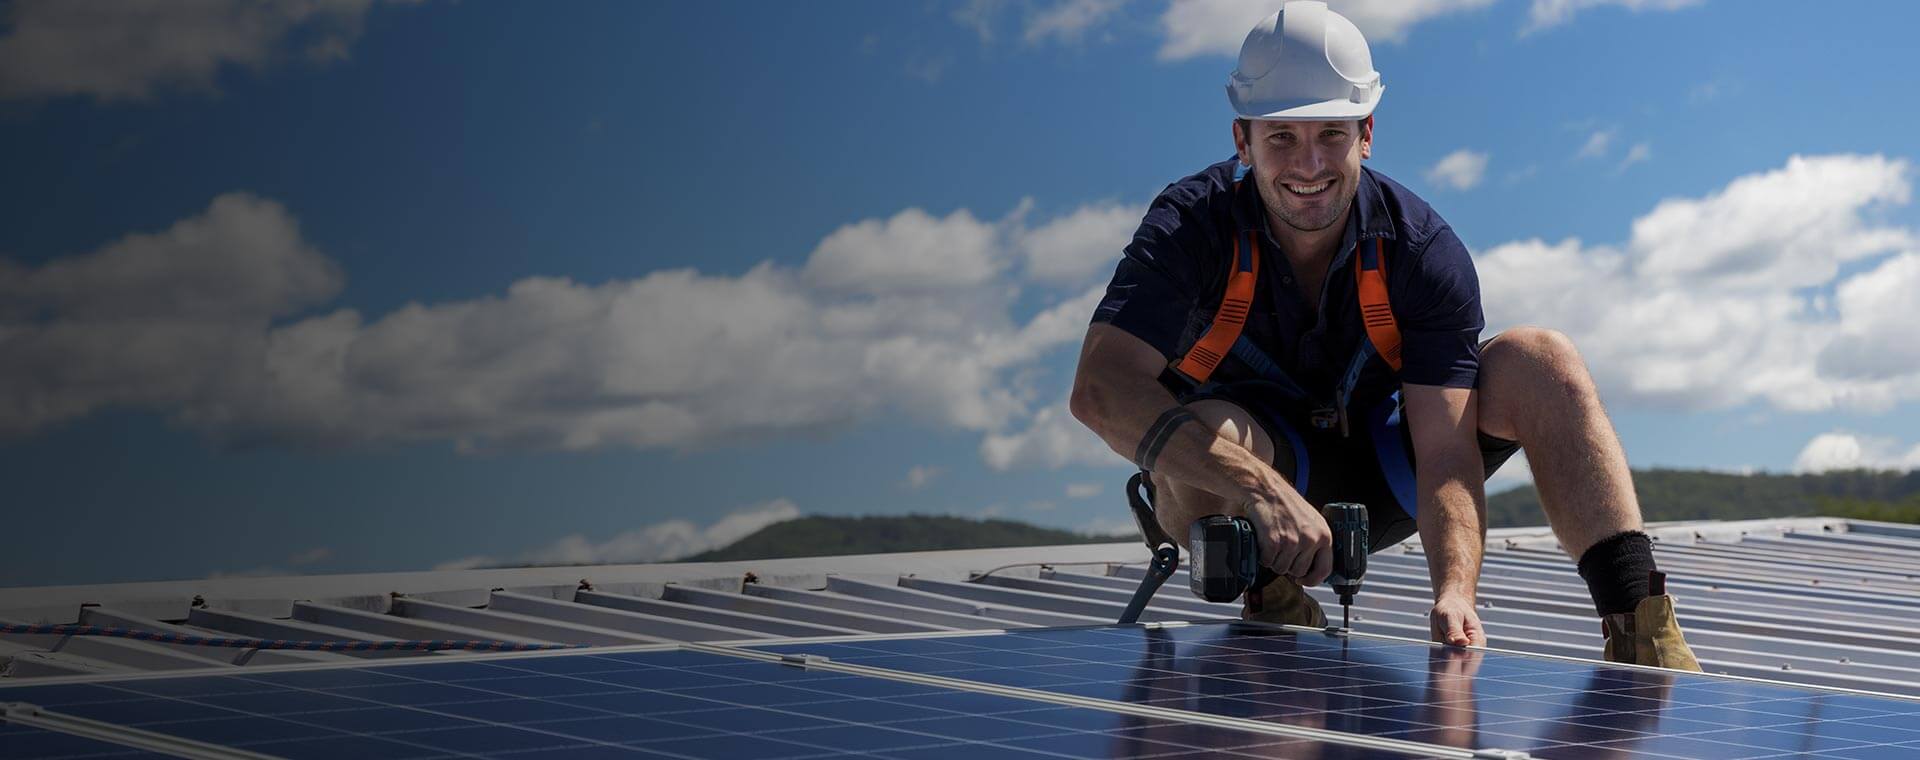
[1092,159,1483,416]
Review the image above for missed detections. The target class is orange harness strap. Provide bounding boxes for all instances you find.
[1356,237,1403,372]
[1175,234,1404,383]
[1173,229,1258,382]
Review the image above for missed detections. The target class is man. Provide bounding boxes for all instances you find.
[1068,1,1699,669]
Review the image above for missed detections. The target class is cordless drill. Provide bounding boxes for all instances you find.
[1188,503,1369,629]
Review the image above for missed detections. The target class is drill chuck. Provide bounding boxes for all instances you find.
[1323,502,1368,604]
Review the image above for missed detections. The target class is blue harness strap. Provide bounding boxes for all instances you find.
[1368,390,1418,516]
[1229,336,1309,400]
[1275,411,1310,495]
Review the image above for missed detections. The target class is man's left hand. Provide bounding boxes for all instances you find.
[1429,594,1486,647]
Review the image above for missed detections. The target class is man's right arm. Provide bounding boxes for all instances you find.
[1067,323,1333,585]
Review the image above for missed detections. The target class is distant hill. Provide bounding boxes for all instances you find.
[1488,467,1920,528]
[466,469,1920,569]
[685,469,1920,563]
[679,515,1135,563]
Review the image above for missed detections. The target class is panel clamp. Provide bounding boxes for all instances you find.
[2,702,42,722]
[779,653,829,667]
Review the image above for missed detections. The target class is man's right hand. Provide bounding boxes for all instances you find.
[1241,492,1333,587]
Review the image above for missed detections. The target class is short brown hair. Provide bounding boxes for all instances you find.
[1236,117,1371,143]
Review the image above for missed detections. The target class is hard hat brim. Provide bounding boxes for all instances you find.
[1228,84,1383,122]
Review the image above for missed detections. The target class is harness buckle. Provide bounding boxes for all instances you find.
[1310,407,1339,431]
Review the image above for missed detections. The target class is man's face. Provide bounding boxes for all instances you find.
[1234,118,1372,234]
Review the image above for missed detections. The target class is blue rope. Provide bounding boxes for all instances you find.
[0,623,587,652]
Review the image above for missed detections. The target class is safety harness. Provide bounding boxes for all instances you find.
[1170,211,1403,438]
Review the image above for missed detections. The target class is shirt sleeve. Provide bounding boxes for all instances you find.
[1391,224,1484,388]
[1089,193,1207,362]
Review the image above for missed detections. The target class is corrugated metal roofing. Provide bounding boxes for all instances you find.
[4,516,1919,697]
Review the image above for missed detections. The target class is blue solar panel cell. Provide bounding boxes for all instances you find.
[55,697,250,726]
[0,721,172,759]
[274,705,475,734]
[1,647,1413,759]
[136,714,340,745]
[754,622,1920,759]
[238,733,459,760]
[1802,741,1920,760]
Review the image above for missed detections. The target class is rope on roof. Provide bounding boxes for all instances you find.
[0,623,587,652]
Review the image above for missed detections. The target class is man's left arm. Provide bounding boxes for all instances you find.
[1402,383,1487,647]
[1389,218,1488,645]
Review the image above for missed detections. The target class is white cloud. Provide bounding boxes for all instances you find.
[1424,149,1490,191]
[0,194,1135,459]
[1577,129,1615,159]
[0,193,341,322]
[1066,482,1104,499]
[1616,142,1652,172]
[1476,154,1918,414]
[905,465,944,490]
[1794,433,1920,474]
[803,207,1004,293]
[1524,0,1704,35]
[1821,253,1920,381]
[0,192,341,437]
[435,499,802,569]
[1158,0,1497,60]
[206,566,291,580]
[953,0,1006,44]
[0,0,395,102]
[430,556,492,572]
[1025,0,1127,44]
[1078,515,1136,537]
[1628,154,1910,293]
[981,401,1129,470]
[1014,200,1142,285]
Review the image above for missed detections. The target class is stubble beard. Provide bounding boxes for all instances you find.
[1266,175,1352,233]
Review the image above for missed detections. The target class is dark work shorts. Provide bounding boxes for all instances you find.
[1178,380,1521,554]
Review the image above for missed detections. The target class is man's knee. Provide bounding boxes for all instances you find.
[1480,327,1601,441]
[1482,327,1594,396]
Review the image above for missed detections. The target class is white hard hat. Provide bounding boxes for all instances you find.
[1226,1,1383,122]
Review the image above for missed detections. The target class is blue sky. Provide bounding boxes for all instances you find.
[4,0,1920,585]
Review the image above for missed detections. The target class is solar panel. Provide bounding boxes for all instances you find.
[15,622,1920,759]
[0,646,1413,759]
[752,622,1920,760]
[0,719,175,759]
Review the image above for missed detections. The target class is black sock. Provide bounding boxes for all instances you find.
[1576,531,1656,616]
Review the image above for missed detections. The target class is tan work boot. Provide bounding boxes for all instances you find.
[1242,576,1327,627]
[1601,570,1702,672]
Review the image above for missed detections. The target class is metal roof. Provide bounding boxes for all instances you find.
[4,516,1920,697]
